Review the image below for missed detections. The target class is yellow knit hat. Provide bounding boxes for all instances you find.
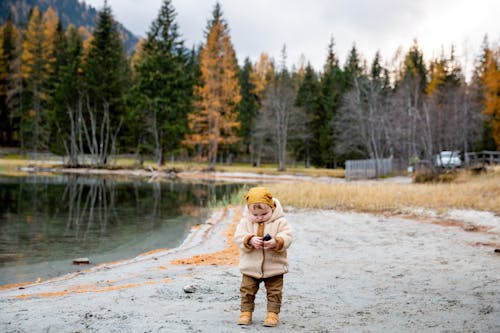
[244,187,275,208]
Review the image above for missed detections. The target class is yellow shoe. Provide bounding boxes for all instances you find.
[237,311,252,325]
[263,312,279,327]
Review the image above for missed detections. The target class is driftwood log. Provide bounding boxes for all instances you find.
[72,258,90,265]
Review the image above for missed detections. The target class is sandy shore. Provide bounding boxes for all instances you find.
[0,205,499,332]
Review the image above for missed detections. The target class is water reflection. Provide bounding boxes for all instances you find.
[0,175,243,285]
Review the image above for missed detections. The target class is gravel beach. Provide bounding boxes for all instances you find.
[1,206,499,333]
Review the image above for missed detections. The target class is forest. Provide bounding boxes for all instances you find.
[0,0,499,170]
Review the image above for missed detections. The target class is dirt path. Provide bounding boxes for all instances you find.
[0,207,499,332]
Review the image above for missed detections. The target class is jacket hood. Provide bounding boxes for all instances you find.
[269,198,285,223]
[243,198,284,224]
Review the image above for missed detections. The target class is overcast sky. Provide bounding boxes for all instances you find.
[84,0,499,74]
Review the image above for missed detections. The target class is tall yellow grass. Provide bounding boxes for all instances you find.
[267,168,500,214]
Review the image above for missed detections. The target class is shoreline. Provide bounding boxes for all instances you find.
[21,166,347,183]
[1,205,499,332]
[0,206,239,295]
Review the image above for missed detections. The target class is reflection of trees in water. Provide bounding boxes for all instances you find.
[0,176,242,250]
[61,177,236,239]
[62,176,117,240]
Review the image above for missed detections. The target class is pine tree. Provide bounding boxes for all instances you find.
[344,44,364,88]
[50,24,85,164]
[21,6,48,156]
[399,40,427,92]
[46,14,67,153]
[294,62,318,167]
[0,14,22,146]
[237,57,258,158]
[132,0,194,165]
[83,2,129,165]
[184,3,241,165]
[316,38,346,167]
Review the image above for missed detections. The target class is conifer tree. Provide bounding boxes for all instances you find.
[21,6,48,156]
[400,40,428,92]
[250,53,274,101]
[471,37,497,151]
[294,62,318,167]
[46,15,68,153]
[237,57,258,158]
[132,0,194,165]
[50,25,85,164]
[316,38,345,167]
[184,3,241,165]
[0,14,22,146]
[343,44,364,88]
[481,46,500,149]
[42,7,59,78]
[83,1,129,165]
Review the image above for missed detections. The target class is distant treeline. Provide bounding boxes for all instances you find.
[0,0,498,169]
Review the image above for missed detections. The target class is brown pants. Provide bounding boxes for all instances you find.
[240,274,284,313]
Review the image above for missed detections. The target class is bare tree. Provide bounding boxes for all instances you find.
[390,75,425,161]
[335,76,392,165]
[60,96,122,167]
[255,47,304,171]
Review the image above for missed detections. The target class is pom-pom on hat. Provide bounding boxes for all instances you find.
[244,187,275,208]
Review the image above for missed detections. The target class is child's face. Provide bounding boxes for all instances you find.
[248,203,273,223]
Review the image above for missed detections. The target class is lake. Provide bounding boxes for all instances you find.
[0,175,244,286]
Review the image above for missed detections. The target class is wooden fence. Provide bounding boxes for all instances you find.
[465,151,500,166]
[345,157,394,180]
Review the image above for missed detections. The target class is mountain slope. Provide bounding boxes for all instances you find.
[0,0,138,53]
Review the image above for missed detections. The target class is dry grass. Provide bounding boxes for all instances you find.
[267,167,500,214]
[215,163,345,178]
[0,158,29,176]
[0,157,345,178]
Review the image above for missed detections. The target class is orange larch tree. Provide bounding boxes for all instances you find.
[482,46,500,149]
[250,53,274,101]
[184,3,241,164]
[21,6,46,155]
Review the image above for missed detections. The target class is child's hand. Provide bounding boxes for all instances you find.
[263,237,277,249]
[250,236,264,249]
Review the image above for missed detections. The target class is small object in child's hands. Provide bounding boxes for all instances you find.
[263,234,271,241]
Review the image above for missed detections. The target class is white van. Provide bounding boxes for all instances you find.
[434,151,462,168]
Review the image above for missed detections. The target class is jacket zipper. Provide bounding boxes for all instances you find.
[261,248,265,278]
[259,222,265,278]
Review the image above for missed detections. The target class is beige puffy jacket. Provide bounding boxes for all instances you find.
[234,198,293,279]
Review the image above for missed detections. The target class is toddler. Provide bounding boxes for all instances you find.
[234,187,293,327]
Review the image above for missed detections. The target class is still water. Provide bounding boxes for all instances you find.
[0,175,244,285]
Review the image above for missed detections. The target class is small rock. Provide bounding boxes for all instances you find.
[183,284,198,293]
[463,225,478,232]
[494,248,500,253]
